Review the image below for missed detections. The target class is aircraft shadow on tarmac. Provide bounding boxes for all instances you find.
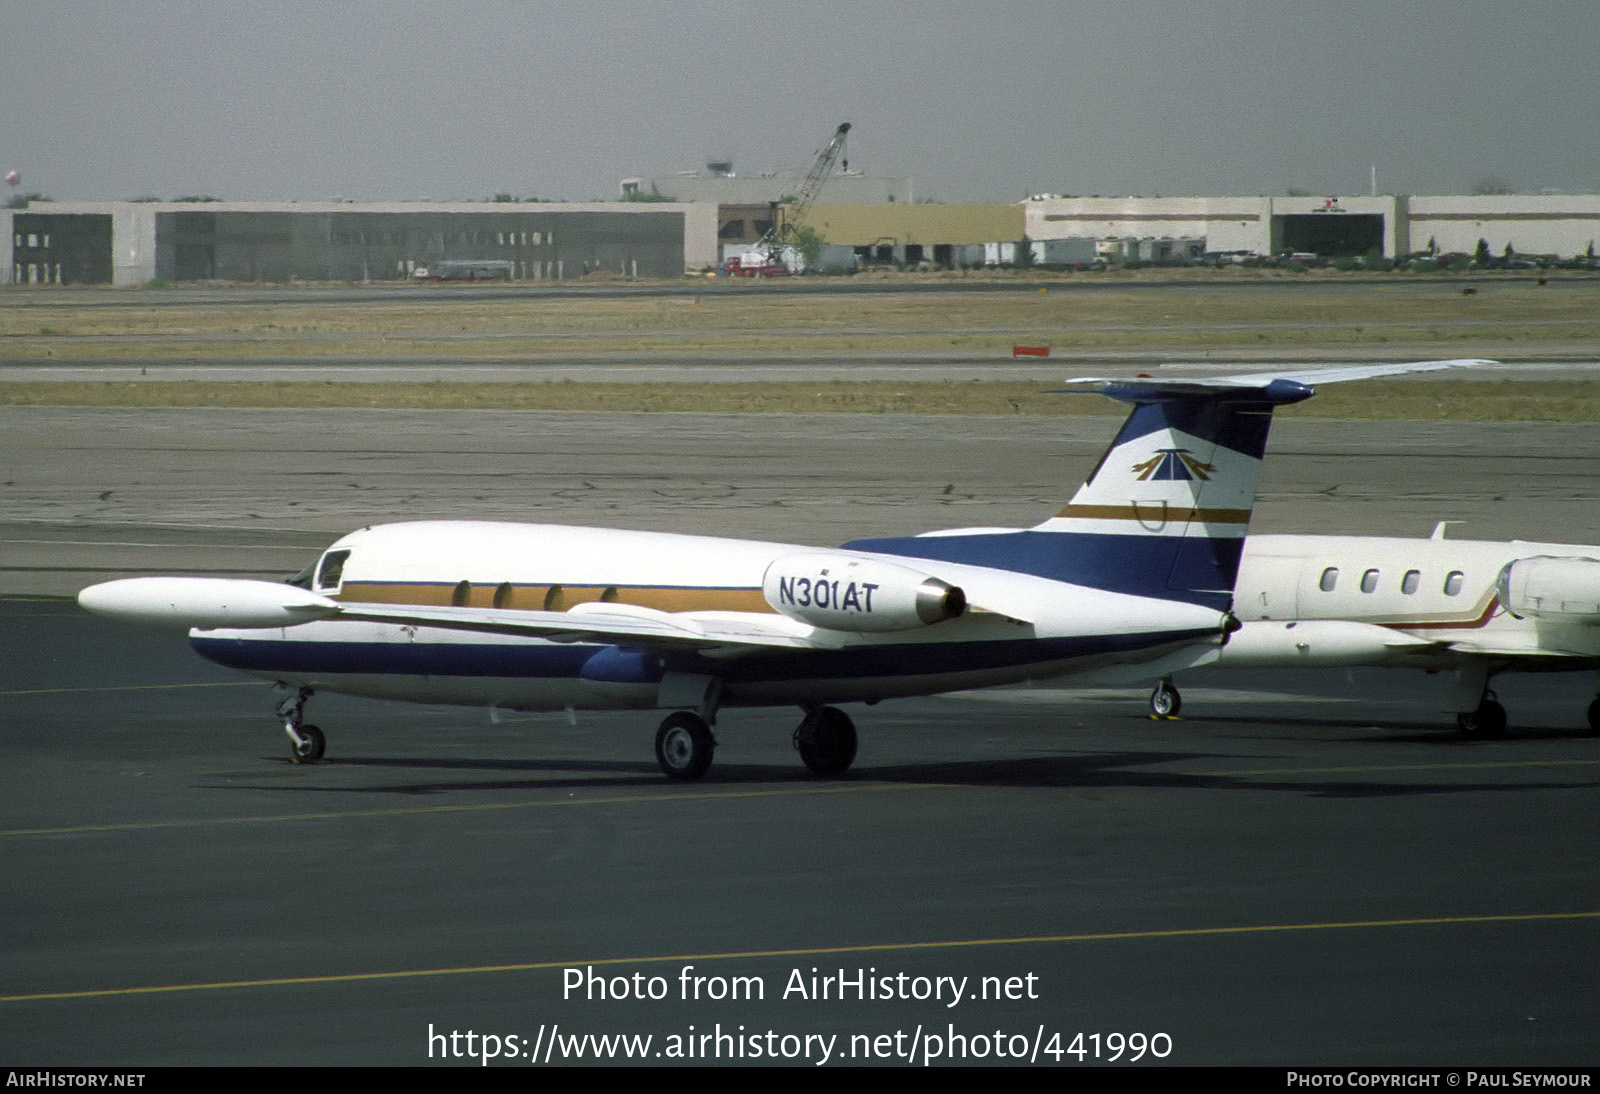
[204,745,1596,801]
[1186,709,1597,743]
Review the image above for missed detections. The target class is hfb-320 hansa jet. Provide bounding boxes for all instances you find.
[77,359,1489,779]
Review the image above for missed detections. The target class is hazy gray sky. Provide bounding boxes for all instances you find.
[3,1,1596,203]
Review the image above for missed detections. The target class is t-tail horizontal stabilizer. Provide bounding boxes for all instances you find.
[849,358,1493,611]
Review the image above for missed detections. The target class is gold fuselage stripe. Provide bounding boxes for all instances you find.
[339,581,774,613]
[1052,504,1252,523]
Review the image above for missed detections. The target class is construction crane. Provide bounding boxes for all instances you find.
[740,122,850,275]
[771,122,850,258]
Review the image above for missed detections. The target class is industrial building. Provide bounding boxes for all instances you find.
[8,191,1600,286]
[801,203,1023,268]
[3,201,718,286]
[1024,194,1600,260]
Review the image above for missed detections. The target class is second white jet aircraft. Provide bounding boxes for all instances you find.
[1144,524,1600,737]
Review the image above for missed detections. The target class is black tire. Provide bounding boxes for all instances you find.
[1586,697,1600,736]
[290,724,326,763]
[655,712,714,781]
[1457,700,1507,739]
[1150,680,1181,718]
[794,706,857,776]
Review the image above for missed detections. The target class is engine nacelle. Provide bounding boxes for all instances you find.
[762,554,966,632]
[1496,556,1600,622]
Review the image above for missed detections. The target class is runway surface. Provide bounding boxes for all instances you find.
[5,408,1600,594]
[4,407,1600,1066]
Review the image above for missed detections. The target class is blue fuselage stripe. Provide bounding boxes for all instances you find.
[190,629,1214,685]
[844,531,1238,610]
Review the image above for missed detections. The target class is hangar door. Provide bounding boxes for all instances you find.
[1276,214,1384,257]
[11,214,113,284]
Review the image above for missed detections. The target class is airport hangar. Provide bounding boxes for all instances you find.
[1,197,1025,284]
[6,192,1600,285]
[0,200,719,286]
[1024,193,1600,260]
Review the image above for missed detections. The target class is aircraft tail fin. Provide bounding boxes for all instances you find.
[846,359,1491,609]
[1027,376,1313,607]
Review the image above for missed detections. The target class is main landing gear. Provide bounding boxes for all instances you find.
[1451,664,1507,740]
[278,687,326,763]
[1456,693,1508,739]
[655,711,716,781]
[793,706,858,776]
[652,704,860,781]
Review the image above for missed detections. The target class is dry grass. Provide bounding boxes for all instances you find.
[3,379,1597,421]
[5,282,1597,420]
[5,282,1598,359]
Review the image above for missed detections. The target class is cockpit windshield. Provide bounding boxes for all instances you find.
[316,550,351,592]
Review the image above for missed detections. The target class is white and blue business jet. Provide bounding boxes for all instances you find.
[78,360,1488,779]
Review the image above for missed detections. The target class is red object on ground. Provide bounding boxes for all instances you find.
[1012,345,1050,357]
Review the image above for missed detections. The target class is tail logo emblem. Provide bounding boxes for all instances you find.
[1131,448,1216,482]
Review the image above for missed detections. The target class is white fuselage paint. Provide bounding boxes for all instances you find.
[192,521,1228,712]
[1221,533,1600,668]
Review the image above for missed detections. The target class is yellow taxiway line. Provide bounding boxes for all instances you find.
[5,911,1595,1004]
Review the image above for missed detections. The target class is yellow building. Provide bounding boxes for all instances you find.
[795,204,1023,267]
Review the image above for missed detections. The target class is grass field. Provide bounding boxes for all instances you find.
[3,279,1597,418]
[2,379,1596,421]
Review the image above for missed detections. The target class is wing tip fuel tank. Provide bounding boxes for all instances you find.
[78,577,340,630]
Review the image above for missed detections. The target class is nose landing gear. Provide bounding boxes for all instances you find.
[278,687,326,763]
[1149,678,1182,719]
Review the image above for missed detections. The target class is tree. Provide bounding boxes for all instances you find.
[789,225,826,272]
[1014,235,1034,269]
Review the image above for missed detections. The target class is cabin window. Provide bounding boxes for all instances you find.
[543,585,565,610]
[1319,567,1339,592]
[493,582,513,609]
[1444,571,1465,596]
[600,586,620,603]
[315,550,350,592]
[1402,570,1420,595]
[1361,569,1379,594]
[451,580,471,606]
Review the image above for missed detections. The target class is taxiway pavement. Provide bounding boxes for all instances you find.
[3,407,1599,1066]
[4,408,1599,595]
[4,597,1598,1065]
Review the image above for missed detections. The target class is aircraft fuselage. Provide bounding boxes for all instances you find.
[189,521,1226,712]
[1223,533,1600,669]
